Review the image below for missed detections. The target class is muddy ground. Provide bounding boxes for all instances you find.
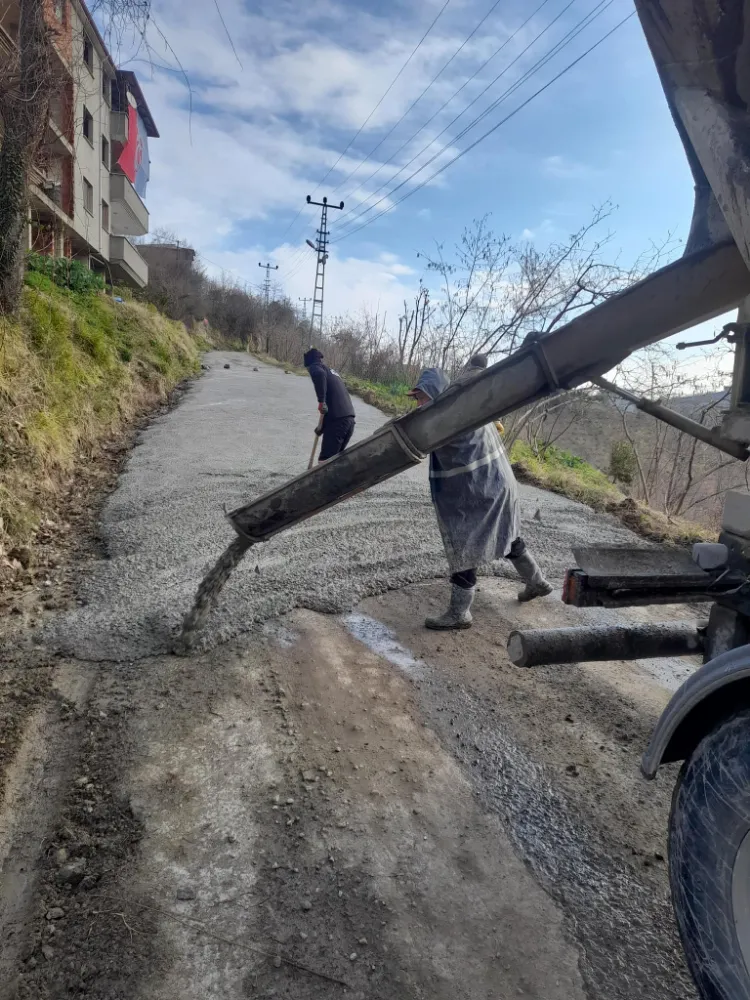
[0,355,701,999]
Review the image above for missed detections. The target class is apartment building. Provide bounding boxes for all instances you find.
[0,0,159,287]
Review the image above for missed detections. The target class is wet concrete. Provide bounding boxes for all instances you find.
[44,352,640,662]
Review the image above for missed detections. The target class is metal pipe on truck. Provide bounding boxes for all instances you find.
[507,622,707,669]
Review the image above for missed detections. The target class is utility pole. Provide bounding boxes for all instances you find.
[298,296,312,321]
[306,195,344,338]
[258,262,279,354]
[258,262,279,308]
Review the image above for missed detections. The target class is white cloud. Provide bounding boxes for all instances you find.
[198,242,420,323]
[520,218,554,241]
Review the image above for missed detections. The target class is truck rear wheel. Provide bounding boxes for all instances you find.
[669,707,750,1000]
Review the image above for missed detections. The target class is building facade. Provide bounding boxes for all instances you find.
[0,0,158,287]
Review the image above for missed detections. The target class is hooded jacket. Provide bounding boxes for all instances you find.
[304,351,355,422]
[413,367,519,573]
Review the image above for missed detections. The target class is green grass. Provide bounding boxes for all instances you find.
[340,375,412,416]
[0,275,206,552]
[510,439,712,545]
[509,440,623,510]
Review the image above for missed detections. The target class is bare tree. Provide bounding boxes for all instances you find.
[598,343,743,526]
[0,0,53,311]
[397,282,430,374]
[417,205,677,377]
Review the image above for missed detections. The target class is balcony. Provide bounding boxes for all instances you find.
[110,172,148,237]
[110,110,129,144]
[109,236,148,288]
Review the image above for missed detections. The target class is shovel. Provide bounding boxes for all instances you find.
[308,415,324,469]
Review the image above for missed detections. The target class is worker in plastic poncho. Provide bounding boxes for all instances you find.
[408,364,552,630]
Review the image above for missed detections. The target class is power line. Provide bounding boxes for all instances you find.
[281,0,557,282]
[333,0,618,240]
[453,0,617,139]
[337,0,556,212]
[333,0,586,235]
[328,0,512,200]
[277,0,453,244]
[332,11,635,245]
[279,243,319,284]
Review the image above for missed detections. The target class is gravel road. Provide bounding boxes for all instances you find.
[2,353,700,999]
[45,351,640,661]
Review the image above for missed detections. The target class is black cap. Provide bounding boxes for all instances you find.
[304,348,323,367]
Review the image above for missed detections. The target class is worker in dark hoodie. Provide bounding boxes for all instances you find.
[303,348,356,461]
[408,365,552,630]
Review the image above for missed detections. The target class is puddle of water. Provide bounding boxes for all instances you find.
[343,613,425,678]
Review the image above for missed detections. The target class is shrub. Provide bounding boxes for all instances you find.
[26,252,105,294]
[609,439,638,485]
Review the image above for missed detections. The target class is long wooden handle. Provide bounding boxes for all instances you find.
[308,435,320,470]
[308,416,324,469]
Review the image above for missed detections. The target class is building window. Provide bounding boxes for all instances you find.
[101,136,109,169]
[82,106,94,144]
[83,178,94,215]
[102,71,111,106]
[101,200,109,233]
[83,34,93,73]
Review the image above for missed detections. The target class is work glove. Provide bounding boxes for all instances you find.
[318,402,328,415]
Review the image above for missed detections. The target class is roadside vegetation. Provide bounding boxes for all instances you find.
[509,440,711,545]
[0,272,209,574]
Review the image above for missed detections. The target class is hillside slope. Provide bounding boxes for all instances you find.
[0,275,208,582]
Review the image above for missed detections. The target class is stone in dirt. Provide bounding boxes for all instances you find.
[176,886,197,901]
[46,907,65,921]
[224,364,231,369]
[41,945,55,961]
[56,861,86,887]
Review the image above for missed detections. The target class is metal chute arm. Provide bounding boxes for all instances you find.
[228,241,750,543]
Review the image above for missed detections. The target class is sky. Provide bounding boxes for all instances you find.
[104,0,732,380]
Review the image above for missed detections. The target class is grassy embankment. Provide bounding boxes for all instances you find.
[0,272,209,568]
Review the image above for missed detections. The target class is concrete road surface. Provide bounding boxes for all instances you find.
[2,353,698,1000]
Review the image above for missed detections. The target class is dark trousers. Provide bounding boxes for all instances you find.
[451,537,526,589]
[319,416,355,461]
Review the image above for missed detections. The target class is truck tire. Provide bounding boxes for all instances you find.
[669,707,750,1000]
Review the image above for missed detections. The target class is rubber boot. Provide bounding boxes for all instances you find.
[510,551,553,602]
[425,584,475,630]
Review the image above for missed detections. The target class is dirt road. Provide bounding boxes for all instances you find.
[1,354,698,998]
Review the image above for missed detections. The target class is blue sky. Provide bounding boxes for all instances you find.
[110,0,709,339]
